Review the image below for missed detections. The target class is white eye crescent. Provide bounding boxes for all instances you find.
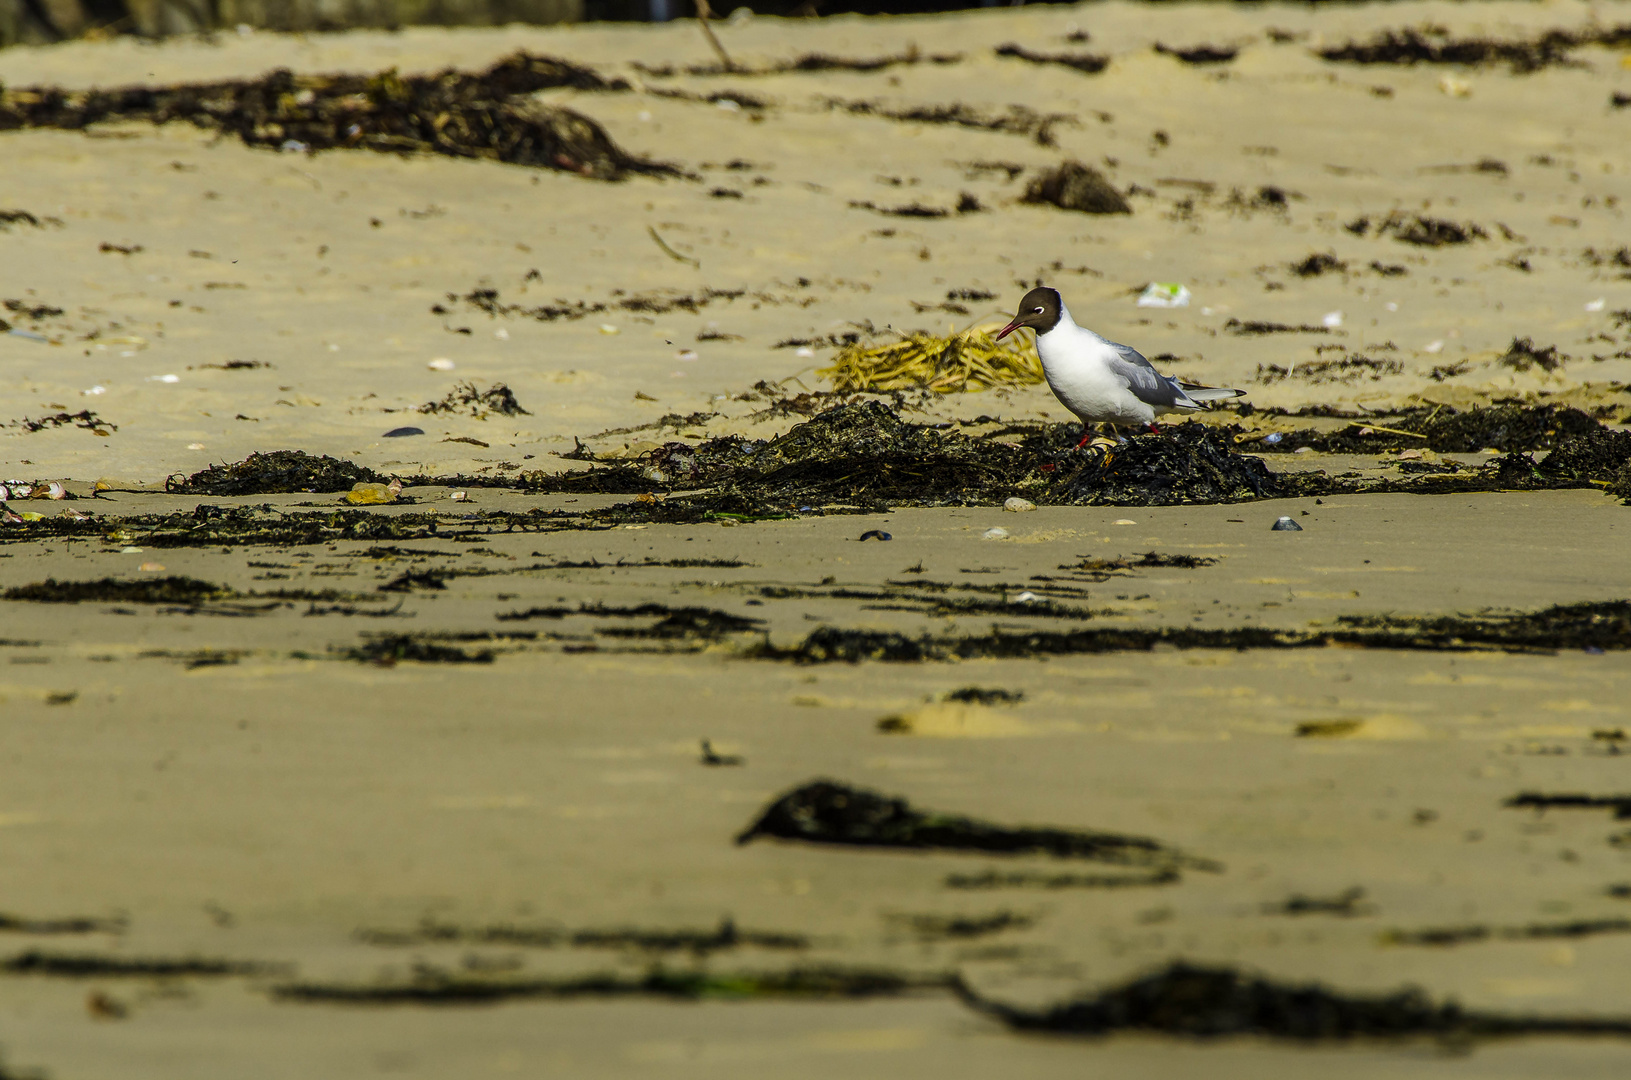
[1032,306,1044,314]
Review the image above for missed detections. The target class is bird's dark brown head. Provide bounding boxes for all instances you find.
[995,287,1063,341]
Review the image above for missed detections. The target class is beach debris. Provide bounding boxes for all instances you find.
[982,527,1010,540]
[1023,161,1132,215]
[699,739,744,767]
[955,960,1631,1040]
[0,54,678,182]
[1137,283,1192,308]
[18,411,114,434]
[1003,497,1036,512]
[1317,24,1631,74]
[1271,516,1303,531]
[818,327,1042,393]
[1499,337,1565,373]
[167,450,383,495]
[858,530,892,541]
[419,381,530,418]
[737,779,1216,869]
[2,576,229,605]
[347,635,495,665]
[994,43,1109,75]
[1290,252,1346,277]
[383,426,425,437]
[1155,43,1239,64]
[1347,212,1487,246]
[345,482,397,506]
[272,964,931,1005]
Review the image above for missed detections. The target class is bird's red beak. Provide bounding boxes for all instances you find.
[994,319,1022,341]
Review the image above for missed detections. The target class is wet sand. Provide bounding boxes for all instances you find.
[2,2,1631,1076]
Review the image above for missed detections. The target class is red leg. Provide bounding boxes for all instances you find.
[1074,429,1094,448]
[1146,421,1162,434]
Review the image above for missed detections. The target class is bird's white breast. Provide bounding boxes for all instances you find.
[1036,324,1155,426]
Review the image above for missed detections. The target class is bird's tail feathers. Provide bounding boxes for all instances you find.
[1179,384,1247,403]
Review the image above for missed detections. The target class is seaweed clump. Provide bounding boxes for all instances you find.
[167,451,383,495]
[736,779,1216,870]
[956,961,1631,1040]
[1045,425,1281,505]
[1023,161,1132,215]
[818,328,1043,392]
[0,53,676,181]
[1317,25,1631,74]
[993,43,1110,75]
[2,576,228,605]
[419,381,531,418]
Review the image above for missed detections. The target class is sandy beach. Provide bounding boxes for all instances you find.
[2,2,1631,1076]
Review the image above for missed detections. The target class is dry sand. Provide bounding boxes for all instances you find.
[1,3,1631,1076]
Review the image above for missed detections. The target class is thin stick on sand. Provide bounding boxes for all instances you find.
[694,0,738,73]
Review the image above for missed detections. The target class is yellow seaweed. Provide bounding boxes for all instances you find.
[818,321,1043,393]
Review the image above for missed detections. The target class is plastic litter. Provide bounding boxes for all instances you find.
[1137,283,1191,308]
[1271,516,1303,531]
[345,482,396,505]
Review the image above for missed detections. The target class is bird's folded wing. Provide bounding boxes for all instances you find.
[1107,344,1190,408]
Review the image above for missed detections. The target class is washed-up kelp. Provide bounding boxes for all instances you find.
[1023,161,1133,215]
[273,964,936,1004]
[0,53,674,181]
[818,329,1043,392]
[750,598,1631,664]
[955,962,1631,1041]
[358,916,807,956]
[1318,25,1631,74]
[168,451,383,495]
[525,400,1631,521]
[2,576,228,605]
[736,779,1218,871]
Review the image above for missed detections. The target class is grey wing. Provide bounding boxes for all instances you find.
[1105,342,1196,409]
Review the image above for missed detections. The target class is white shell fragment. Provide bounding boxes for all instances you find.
[428,358,456,371]
[982,527,1009,540]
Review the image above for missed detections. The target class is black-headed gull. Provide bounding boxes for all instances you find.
[996,286,1245,446]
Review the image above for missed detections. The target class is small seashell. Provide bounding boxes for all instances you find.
[1,507,22,524]
[187,442,205,450]
[0,485,8,501]
[1424,341,1444,354]
[427,358,456,371]
[795,347,815,358]
[42,482,67,500]
[1322,311,1343,328]
[982,527,1009,540]
[1014,591,1039,603]
[9,484,32,499]
[598,324,620,335]
[1271,516,1303,531]
[1586,298,1606,312]
[450,491,468,502]
[1003,497,1036,513]
[387,477,404,496]
[494,328,510,340]
[1397,449,1422,460]
[59,508,91,520]
[1112,519,1137,526]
